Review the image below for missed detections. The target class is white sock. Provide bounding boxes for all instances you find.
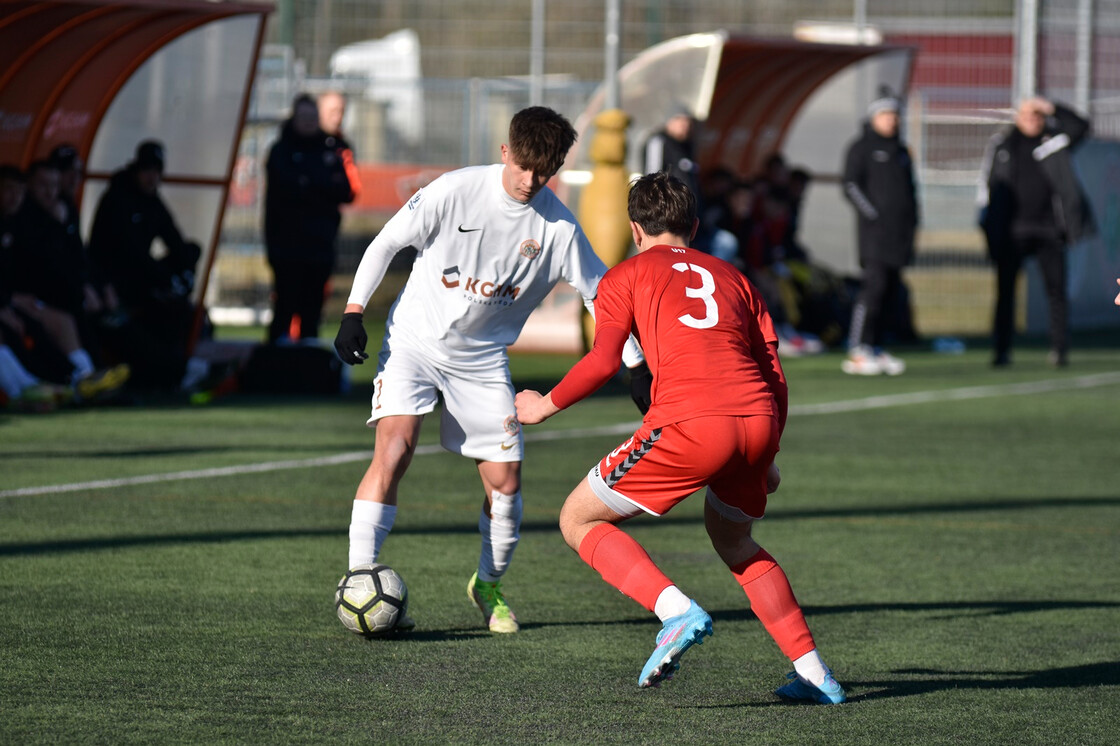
[477,490,522,582]
[180,356,210,390]
[67,349,95,383]
[0,346,39,396]
[653,585,692,622]
[793,649,830,687]
[348,500,396,569]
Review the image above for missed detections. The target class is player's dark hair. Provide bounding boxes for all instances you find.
[627,171,696,239]
[508,106,577,177]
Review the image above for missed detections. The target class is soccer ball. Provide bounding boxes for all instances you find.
[335,563,409,637]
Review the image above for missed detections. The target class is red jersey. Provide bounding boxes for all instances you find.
[551,244,786,430]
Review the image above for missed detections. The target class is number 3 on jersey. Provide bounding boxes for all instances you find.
[671,262,718,329]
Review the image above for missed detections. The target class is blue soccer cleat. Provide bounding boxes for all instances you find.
[638,600,713,688]
[774,671,847,704]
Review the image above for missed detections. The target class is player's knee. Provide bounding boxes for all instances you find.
[710,532,760,568]
[705,512,759,567]
[489,475,520,496]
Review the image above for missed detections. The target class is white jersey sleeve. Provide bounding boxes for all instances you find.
[347,187,439,309]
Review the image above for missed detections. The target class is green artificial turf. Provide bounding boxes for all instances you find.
[1,331,1118,744]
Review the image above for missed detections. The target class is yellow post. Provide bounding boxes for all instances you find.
[577,108,633,347]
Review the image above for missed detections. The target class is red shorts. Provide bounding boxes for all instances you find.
[587,414,779,519]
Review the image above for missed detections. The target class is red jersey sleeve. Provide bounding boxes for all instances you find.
[550,266,634,410]
[549,326,629,410]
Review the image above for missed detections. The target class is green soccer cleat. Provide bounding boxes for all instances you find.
[75,364,130,402]
[468,572,519,633]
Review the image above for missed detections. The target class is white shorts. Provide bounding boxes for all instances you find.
[367,345,522,462]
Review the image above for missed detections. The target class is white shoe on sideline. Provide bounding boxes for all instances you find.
[841,345,882,375]
[876,350,906,376]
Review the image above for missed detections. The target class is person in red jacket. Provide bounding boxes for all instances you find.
[515,172,845,703]
[318,90,363,202]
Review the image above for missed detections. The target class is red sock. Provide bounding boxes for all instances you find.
[730,548,816,660]
[578,523,673,613]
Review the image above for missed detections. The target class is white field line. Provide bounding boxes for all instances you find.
[3,372,1119,499]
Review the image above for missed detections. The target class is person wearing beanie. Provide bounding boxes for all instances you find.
[839,88,919,375]
[88,139,203,390]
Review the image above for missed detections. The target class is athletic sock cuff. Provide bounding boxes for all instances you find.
[578,522,616,566]
[729,548,777,585]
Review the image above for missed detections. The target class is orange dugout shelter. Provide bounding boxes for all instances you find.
[0,0,272,341]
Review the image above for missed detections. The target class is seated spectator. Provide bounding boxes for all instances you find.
[14,161,102,333]
[0,163,129,405]
[50,144,122,318]
[88,140,206,391]
[694,165,738,261]
[771,165,848,348]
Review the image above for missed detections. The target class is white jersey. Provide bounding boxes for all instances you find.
[348,164,641,372]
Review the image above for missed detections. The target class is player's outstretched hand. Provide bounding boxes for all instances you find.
[334,312,369,365]
[766,462,781,494]
[1114,277,1120,306]
[515,389,557,425]
[628,362,653,414]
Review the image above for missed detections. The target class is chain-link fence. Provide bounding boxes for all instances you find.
[210,0,1120,336]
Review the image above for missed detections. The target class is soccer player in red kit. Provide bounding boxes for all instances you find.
[515,172,845,702]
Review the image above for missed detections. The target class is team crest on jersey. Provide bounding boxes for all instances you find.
[441,266,460,288]
[519,239,542,259]
[503,415,521,436]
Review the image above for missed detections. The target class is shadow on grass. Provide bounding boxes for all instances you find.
[0,445,358,460]
[688,661,1120,709]
[846,661,1120,702]
[350,627,495,643]
[3,493,1116,556]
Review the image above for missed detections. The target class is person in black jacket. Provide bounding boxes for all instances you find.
[88,140,202,389]
[264,93,355,344]
[4,162,130,398]
[979,97,1092,367]
[643,106,701,200]
[840,90,919,376]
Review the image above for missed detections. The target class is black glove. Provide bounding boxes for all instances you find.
[628,362,652,415]
[334,312,369,365]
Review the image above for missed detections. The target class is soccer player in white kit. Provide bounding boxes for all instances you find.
[334,107,647,633]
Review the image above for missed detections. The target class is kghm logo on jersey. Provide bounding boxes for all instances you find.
[519,238,542,259]
[463,278,520,302]
[443,266,522,306]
